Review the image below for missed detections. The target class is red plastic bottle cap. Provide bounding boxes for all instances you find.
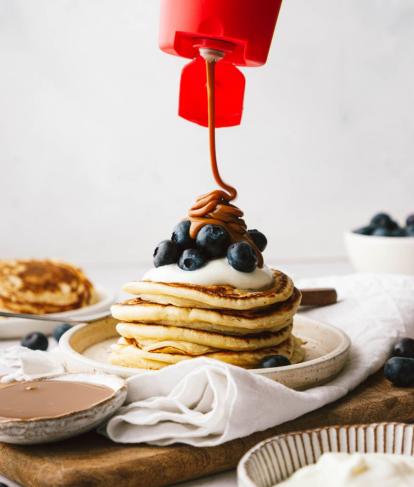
[179,57,245,128]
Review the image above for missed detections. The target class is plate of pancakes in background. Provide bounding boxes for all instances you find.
[0,259,116,339]
[60,269,351,390]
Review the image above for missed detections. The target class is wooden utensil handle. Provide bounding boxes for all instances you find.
[299,288,337,307]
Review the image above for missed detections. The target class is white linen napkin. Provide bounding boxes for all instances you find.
[100,273,414,446]
[0,346,65,383]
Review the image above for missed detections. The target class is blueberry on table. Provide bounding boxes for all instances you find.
[21,332,48,351]
[53,323,72,342]
[196,224,230,259]
[406,215,414,227]
[171,221,196,249]
[372,227,391,237]
[178,249,207,271]
[370,213,398,229]
[153,240,182,267]
[354,226,374,235]
[259,355,291,368]
[247,229,267,252]
[227,242,258,273]
[384,357,414,386]
[391,338,414,359]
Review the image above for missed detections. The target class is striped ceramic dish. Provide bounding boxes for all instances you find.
[237,423,414,487]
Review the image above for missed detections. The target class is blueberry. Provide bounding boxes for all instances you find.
[390,227,406,237]
[370,213,398,230]
[406,225,414,237]
[171,221,196,249]
[406,215,414,227]
[227,241,258,273]
[153,240,182,267]
[247,230,267,252]
[53,323,72,342]
[372,227,391,237]
[196,224,230,259]
[354,226,374,235]
[21,332,48,351]
[384,357,414,387]
[391,338,414,359]
[259,355,291,368]
[178,249,207,271]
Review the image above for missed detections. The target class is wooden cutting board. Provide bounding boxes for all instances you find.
[1,369,414,487]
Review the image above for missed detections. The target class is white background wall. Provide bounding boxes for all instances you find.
[1,0,413,267]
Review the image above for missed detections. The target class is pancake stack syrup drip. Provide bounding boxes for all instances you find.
[187,51,264,268]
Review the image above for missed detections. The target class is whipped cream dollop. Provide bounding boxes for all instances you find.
[142,258,274,290]
[279,452,414,487]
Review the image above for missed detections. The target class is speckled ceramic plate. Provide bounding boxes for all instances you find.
[0,372,127,445]
[237,423,414,487]
[0,285,117,339]
[60,314,351,390]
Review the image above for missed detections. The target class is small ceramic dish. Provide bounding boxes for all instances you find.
[0,372,127,445]
[0,285,117,339]
[60,314,351,390]
[237,423,414,487]
[344,231,414,275]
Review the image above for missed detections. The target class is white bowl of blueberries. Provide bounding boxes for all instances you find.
[345,213,414,275]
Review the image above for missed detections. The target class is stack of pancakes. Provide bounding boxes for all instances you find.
[110,269,306,370]
[0,259,96,315]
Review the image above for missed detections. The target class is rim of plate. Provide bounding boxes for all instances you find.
[0,284,116,327]
[250,315,351,374]
[60,314,351,377]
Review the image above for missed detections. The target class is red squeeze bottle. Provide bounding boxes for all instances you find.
[158,0,284,128]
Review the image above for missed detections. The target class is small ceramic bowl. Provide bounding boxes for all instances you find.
[344,231,414,275]
[237,423,414,487]
[0,372,127,445]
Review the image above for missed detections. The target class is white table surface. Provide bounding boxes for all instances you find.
[0,260,353,487]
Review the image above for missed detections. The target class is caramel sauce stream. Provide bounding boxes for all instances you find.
[188,58,264,268]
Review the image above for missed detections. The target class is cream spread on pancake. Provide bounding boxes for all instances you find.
[143,258,274,290]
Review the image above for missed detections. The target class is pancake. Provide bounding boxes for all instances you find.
[0,259,96,315]
[111,288,301,335]
[109,334,303,369]
[121,269,294,310]
[116,321,293,352]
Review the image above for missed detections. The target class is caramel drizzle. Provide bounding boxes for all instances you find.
[188,58,264,268]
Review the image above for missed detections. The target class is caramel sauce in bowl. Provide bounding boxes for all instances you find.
[0,372,127,444]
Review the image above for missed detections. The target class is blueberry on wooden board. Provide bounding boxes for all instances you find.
[21,332,48,351]
[384,357,414,387]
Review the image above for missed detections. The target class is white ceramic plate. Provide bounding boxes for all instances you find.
[60,314,351,390]
[0,285,117,339]
[0,372,127,445]
[237,423,414,487]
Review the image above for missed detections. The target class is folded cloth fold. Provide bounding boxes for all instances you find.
[100,274,414,447]
[0,346,64,383]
